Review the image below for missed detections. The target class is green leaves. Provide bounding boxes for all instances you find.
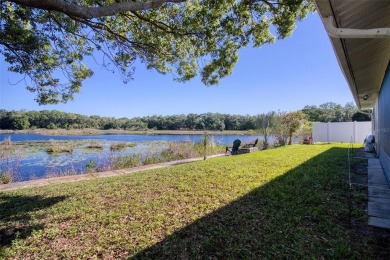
[1,0,315,104]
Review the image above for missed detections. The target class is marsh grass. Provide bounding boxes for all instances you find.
[44,164,79,178]
[46,141,74,154]
[85,160,98,173]
[143,155,165,165]
[85,144,103,150]
[46,147,74,154]
[89,141,224,174]
[0,152,21,183]
[161,140,225,161]
[110,142,137,151]
[1,136,12,147]
[0,173,12,184]
[88,141,223,173]
[1,144,383,258]
[108,153,142,169]
[161,142,199,160]
[0,137,22,183]
[0,136,13,158]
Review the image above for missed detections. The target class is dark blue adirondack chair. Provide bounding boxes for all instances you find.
[226,139,241,155]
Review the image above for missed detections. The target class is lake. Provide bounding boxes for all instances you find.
[0,133,264,144]
[1,133,269,182]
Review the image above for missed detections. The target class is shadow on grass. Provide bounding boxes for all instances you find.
[0,194,67,246]
[133,147,369,259]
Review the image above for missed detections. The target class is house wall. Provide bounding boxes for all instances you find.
[378,63,390,183]
[312,121,371,143]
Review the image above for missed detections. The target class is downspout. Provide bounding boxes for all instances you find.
[324,16,390,38]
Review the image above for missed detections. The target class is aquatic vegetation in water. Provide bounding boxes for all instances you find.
[46,146,74,154]
[3,139,225,181]
[46,140,75,154]
[86,144,103,149]
[0,137,22,183]
[85,140,104,150]
[110,142,137,151]
[0,136,14,157]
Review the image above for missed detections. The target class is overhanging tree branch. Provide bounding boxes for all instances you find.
[2,0,314,104]
[9,0,187,19]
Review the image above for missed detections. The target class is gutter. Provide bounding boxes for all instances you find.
[324,16,390,38]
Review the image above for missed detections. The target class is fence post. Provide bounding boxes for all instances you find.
[353,121,357,143]
[327,122,331,143]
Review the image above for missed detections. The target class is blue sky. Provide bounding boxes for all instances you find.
[0,12,354,118]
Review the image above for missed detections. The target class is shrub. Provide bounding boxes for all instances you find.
[47,123,58,129]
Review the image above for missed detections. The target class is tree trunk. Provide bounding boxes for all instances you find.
[11,0,186,19]
[288,133,292,145]
[203,131,208,160]
[263,128,268,149]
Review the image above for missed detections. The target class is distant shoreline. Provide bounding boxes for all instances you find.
[0,129,258,136]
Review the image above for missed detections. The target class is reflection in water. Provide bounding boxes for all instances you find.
[14,141,167,181]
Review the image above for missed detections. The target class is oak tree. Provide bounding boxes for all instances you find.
[1,0,314,104]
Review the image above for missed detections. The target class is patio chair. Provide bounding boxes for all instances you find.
[243,138,258,148]
[225,139,241,155]
[303,136,312,144]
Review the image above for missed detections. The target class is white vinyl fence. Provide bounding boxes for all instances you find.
[312,121,372,143]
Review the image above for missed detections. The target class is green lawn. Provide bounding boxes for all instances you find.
[0,144,378,258]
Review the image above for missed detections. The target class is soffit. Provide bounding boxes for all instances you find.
[315,0,390,109]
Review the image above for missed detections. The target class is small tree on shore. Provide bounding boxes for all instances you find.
[283,111,305,145]
[201,131,209,160]
[255,111,277,149]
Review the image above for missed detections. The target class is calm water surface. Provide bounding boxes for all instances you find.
[0,133,264,144]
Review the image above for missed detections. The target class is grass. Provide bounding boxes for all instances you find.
[0,144,386,258]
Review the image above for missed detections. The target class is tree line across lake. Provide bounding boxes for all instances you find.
[0,102,370,132]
